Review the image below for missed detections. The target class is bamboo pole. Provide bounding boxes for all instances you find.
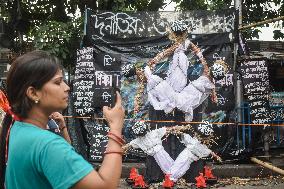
[251,157,284,175]
[234,0,243,124]
[239,16,284,30]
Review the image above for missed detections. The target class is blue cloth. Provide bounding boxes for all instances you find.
[5,121,93,189]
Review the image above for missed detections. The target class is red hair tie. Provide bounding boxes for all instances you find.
[0,90,20,121]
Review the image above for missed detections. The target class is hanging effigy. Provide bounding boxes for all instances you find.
[72,9,236,167]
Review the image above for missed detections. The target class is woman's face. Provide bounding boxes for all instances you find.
[37,69,70,113]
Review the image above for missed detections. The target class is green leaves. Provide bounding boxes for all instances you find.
[273,30,284,40]
[243,28,261,40]
[1,0,284,69]
[28,18,83,67]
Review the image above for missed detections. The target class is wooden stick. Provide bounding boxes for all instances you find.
[239,16,284,30]
[251,157,284,175]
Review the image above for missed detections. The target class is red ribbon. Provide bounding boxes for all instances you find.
[0,90,20,121]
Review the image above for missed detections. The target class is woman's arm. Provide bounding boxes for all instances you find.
[50,112,71,144]
[60,126,71,144]
[72,92,125,189]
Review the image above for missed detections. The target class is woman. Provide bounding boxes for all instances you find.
[0,50,125,189]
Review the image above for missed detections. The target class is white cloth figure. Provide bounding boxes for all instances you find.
[177,75,215,121]
[169,147,198,182]
[145,68,214,121]
[153,149,174,174]
[129,128,174,173]
[169,133,212,181]
[181,133,212,158]
[145,39,214,121]
[129,129,214,179]
[166,39,191,93]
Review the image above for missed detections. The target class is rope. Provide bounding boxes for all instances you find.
[63,115,284,127]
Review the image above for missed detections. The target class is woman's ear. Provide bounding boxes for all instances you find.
[26,86,40,103]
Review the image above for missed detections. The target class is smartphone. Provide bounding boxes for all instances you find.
[47,119,59,129]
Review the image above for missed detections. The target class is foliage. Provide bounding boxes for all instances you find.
[173,0,284,40]
[27,18,83,67]
[241,0,283,40]
[273,29,284,39]
[0,0,284,68]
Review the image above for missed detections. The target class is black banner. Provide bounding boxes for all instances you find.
[73,9,237,160]
[240,59,270,95]
[93,52,121,107]
[247,94,271,124]
[239,59,271,124]
[85,9,236,40]
[73,48,121,116]
[84,120,109,161]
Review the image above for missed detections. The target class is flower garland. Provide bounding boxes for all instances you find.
[133,67,146,115]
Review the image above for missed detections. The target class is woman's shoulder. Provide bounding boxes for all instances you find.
[34,129,72,155]
[13,121,64,144]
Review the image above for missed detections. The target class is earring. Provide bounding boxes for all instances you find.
[35,99,39,104]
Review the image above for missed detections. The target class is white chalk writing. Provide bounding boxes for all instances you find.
[73,47,95,116]
[102,92,112,102]
[89,11,235,39]
[91,12,142,40]
[104,54,115,66]
[95,71,112,87]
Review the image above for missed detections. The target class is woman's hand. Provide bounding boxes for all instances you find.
[103,91,125,134]
[50,112,66,130]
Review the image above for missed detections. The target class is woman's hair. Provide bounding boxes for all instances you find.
[0,50,62,188]
[7,50,62,118]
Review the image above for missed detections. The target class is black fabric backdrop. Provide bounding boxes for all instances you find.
[71,9,237,161]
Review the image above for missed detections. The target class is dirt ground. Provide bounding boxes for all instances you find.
[118,176,284,189]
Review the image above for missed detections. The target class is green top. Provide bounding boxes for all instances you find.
[5,121,93,189]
